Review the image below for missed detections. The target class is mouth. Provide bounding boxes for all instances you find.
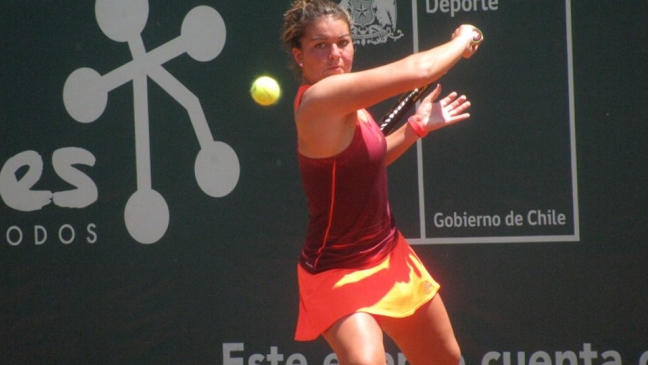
[327,65,345,73]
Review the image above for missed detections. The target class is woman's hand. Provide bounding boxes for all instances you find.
[413,84,471,133]
[452,24,481,58]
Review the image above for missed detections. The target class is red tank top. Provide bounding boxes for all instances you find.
[295,85,398,274]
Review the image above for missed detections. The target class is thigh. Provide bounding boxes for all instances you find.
[322,312,387,365]
[380,295,461,365]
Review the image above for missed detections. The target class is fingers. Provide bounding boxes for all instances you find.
[449,101,471,117]
[439,92,464,107]
[446,113,471,125]
[452,24,477,42]
[421,91,436,105]
[466,42,480,58]
[428,84,442,101]
[442,94,471,120]
[447,97,470,116]
[453,24,482,58]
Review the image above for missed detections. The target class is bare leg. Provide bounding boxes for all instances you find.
[381,295,461,365]
[322,312,387,365]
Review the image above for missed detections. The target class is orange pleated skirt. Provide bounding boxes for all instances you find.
[295,232,440,341]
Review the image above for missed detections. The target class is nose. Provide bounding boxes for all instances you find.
[329,44,341,60]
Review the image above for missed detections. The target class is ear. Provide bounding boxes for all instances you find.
[292,47,302,66]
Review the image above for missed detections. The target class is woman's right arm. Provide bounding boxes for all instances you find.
[299,24,479,122]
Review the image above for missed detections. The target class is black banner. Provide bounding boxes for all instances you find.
[0,1,645,364]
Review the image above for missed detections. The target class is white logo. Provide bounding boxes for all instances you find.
[63,0,239,244]
[340,0,404,45]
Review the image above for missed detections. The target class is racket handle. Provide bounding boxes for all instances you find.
[379,84,431,135]
[471,27,484,45]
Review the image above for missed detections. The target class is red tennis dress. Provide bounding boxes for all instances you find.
[294,85,439,341]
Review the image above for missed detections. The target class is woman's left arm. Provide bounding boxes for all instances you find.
[384,122,420,166]
[384,84,472,165]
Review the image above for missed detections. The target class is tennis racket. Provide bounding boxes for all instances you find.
[378,27,483,136]
[378,84,432,135]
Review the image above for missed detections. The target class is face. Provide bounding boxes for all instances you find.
[292,16,354,84]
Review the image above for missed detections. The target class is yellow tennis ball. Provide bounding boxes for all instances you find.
[250,76,281,106]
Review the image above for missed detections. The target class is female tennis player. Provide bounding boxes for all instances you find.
[282,1,480,364]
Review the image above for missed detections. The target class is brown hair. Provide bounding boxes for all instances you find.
[281,0,353,51]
